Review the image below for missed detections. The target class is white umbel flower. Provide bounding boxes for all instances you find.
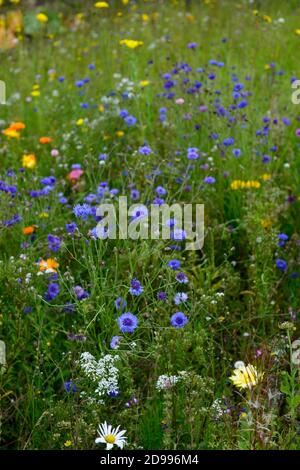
[95,421,127,450]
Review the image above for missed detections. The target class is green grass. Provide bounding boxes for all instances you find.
[0,0,300,450]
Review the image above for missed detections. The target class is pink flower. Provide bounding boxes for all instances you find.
[295,129,300,137]
[175,98,185,105]
[67,169,84,182]
[51,149,59,157]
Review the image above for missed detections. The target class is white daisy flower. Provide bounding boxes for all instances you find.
[95,421,127,450]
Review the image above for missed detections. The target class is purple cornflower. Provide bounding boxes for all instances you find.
[174,292,188,305]
[47,234,61,252]
[170,311,188,328]
[117,312,138,333]
[157,291,167,301]
[73,285,89,300]
[176,272,188,284]
[129,279,144,296]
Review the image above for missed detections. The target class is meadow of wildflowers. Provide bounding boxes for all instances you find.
[1,0,300,451]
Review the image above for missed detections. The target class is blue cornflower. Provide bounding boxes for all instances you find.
[139,145,152,155]
[171,229,186,241]
[276,259,287,271]
[130,189,140,201]
[119,109,129,118]
[73,203,93,220]
[170,311,188,328]
[45,283,60,301]
[110,335,122,349]
[64,380,77,393]
[124,115,137,126]
[187,147,199,160]
[40,176,56,185]
[232,148,241,158]
[223,137,234,146]
[203,176,216,184]
[66,222,77,234]
[167,259,181,270]
[129,279,144,296]
[174,292,188,305]
[117,312,138,333]
[156,186,167,196]
[115,297,127,310]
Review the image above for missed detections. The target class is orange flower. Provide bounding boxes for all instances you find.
[9,122,25,131]
[22,154,37,169]
[39,258,59,273]
[39,136,52,144]
[23,226,36,235]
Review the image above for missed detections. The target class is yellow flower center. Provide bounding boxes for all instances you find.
[105,434,116,444]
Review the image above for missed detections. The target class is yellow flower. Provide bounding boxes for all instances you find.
[122,0,129,4]
[261,173,271,181]
[261,218,272,229]
[295,29,300,36]
[140,80,150,87]
[64,440,72,447]
[263,15,272,24]
[98,104,105,112]
[230,364,263,390]
[186,13,195,22]
[22,154,37,169]
[2,128,20,139]
[94,1,109,8]
[142,14,150,22]
[36,13,48,23]
[76,118,84,126]
[119,39,143,49]
[264,64,271,70]
[31,90,40,97]
[230,180,261,190]
[116,130,124,137]
[39,212,49,218]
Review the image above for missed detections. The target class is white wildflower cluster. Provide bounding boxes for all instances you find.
[114,75,136,99]
[211,398,226,420]
[78,352,120,403]
[156,374,182,391]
